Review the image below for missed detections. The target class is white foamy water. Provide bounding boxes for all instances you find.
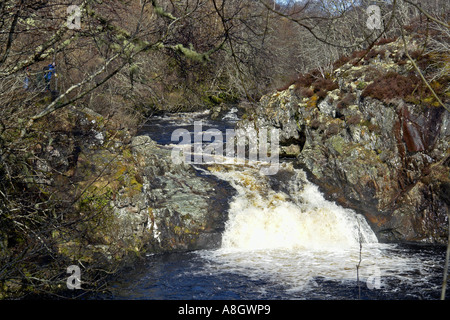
[196,162,430,294]
[208,162,377,251]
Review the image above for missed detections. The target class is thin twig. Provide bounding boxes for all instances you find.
[399,20,450,113]
[356,219,362,299]
[402,0,450,29]
[442,206,450,300]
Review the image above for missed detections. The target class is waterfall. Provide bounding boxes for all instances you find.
[197,161,383,294]
[206,162,378,251]
[112,114,445,300]
[120,114,444,300]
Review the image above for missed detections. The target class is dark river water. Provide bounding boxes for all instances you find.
[102,243,447,300]
[97,109,449,300]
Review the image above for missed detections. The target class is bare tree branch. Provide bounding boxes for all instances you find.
[403,0,450,29]
[398,19,450,113]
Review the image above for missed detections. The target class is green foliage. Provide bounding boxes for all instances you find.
[356,81,367,90]
[78,187,113,213]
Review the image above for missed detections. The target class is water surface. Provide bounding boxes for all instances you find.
[105,110,449,300]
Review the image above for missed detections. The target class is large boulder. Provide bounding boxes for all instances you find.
[128,135,234,252]
[237,38,450,243]
[33,107,232,265]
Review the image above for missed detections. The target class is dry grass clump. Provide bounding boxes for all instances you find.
[325,121,341,137]
[346,114,362,125]
[291,70,338,99]
[333,55,351,69]
[361,71,420,101]
[276,69,339,103]
[337,93,356,110]
[374,37,397,46]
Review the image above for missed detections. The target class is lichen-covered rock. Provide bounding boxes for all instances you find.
[237,38,450,244]
[31,106,233,270]
[129,135,233,252]
[39,105,232,258]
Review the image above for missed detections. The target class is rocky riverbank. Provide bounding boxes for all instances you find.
[237,36,450,243]
[127,135,233,253]
[0,104,234,298]
[59,109,234,260]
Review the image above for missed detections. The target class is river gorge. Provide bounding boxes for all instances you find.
[94,110,448,300]
[2,1,450,303]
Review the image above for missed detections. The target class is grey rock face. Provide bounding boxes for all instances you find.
[125,135,233,252]
[237,83,449,243]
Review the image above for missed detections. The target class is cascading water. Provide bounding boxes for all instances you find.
[196,162,386,295]
[206,162,377,251]
[104,111,447,300]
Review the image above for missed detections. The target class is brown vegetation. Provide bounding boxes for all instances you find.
[1,0,449,298]
[337,93,356,110]
[375,37,398,45]
[361,72,421,101]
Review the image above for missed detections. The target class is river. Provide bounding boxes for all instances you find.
[100,108,448,300]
